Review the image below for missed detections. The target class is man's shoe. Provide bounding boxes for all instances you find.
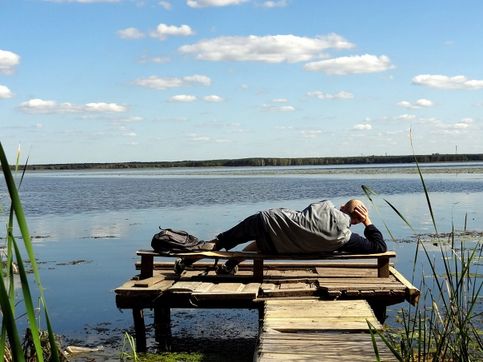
[199,239,219,251]
[215,264,239,275]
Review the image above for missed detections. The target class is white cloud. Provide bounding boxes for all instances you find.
[46,0,120,3]
[416,98,433,107]
[159,1,172,9]
[412,74,483,90]
[258,0,288,8]
[150,24,194,40]
[300,129,322,138]
[187,133,211,142]
[307,90,353,100]
[179,33,354,63]
[203,95,224,102]
[85,102,127,112]
[397,114,417,121]
[262,104,295,112]
[0,50,20,75]
[19,98,127,113]
[430,118,475,135]
[139,55,170,64]
[118,27,145,40]
[304,54,393,75]
[353,123,372,130]
[272,98,288,103]
[169,94,197,102]
[187,0,247,8]
[134,74,211,89]
[183,74,211,85]
[0,85,13,99]
[397,98,433,109]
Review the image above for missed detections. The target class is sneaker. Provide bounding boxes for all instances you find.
[215,264,239,275]
[198,239,219,251]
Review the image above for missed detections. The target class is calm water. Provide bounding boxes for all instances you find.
[1,165,482,355]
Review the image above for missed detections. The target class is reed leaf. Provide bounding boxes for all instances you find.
[0,276,24,361]
[0,142,60,361]
[409,128,438,234]
[366,320,403,361]
[11,235,44,361]
[361,185,396,241]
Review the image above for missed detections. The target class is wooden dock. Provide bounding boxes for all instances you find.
[115,256,419,359]
[258,299,397,361]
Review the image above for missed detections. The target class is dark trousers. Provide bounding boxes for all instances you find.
[216,212,275,253]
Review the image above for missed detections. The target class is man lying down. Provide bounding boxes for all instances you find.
[189,199,387,275]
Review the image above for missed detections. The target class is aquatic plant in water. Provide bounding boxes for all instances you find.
[0,142,62,361]
[366,133,482,361]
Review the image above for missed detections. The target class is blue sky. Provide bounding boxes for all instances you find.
[1,0,483,164]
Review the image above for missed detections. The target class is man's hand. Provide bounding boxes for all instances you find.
[353,204,373,227]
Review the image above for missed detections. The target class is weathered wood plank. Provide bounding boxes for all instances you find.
[390,266,421,305]
[315,266,378,277]
[258,301,395,361]
[115,279,174,295]
[258,333,397,361]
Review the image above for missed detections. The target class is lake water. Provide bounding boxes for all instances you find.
[1,164,482,357]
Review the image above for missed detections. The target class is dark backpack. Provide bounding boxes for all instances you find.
[151,227,202,252]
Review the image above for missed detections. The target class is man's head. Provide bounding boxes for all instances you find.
[340,199,366,225]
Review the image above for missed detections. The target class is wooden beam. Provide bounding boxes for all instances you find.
[154,305,171,351]
[253,259,264,281]
[377,256,390,277]
[132,308,146,353]
[140,254,154,279]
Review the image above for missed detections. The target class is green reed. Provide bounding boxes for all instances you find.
[120,332,139,362]
[0,142,61,361]
[366,133,482,361]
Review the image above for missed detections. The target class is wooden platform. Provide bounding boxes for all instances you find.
[115,258,419,355]
[258,299,397,361]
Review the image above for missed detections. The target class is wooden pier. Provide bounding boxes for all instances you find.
[258,299,397,361]
[115,252,419,360]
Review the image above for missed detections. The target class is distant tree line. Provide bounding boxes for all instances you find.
[23,153,483,170]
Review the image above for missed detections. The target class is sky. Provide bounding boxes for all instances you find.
[1,0,483,164]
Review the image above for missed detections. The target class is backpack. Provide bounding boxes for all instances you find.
[151,227,202,252]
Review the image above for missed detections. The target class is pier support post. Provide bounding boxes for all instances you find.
[254,259,264,281]
[132,308,147,353]
[377,256,390,277]
[140,254,154,279]
[154,304,171,351]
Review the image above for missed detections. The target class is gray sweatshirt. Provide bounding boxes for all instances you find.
[260,200,352,253]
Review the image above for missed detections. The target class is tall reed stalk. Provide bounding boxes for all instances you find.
[367,132,482,361]
[0,142,61,361]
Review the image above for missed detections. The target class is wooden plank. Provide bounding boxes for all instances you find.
[257,333,397,361]
[316,276,399,284]
[260,283,318,298]
[263,300,381,331]
[133,275,166,288]
[315,266,377,277]
[389,266,420,305]
[138,249,396,260]
[115,279,174,295]
[167,281,203,293]
[191,282,261,301]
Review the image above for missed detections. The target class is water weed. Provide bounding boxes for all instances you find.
[367,133,482,361]
[0,142,62,361]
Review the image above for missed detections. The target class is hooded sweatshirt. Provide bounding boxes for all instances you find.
[260,200,351,253]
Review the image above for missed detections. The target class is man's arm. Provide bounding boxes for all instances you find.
[338,205,387,253]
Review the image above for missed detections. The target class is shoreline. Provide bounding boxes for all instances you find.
[23,165,483,176]
[22,153,483,171]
